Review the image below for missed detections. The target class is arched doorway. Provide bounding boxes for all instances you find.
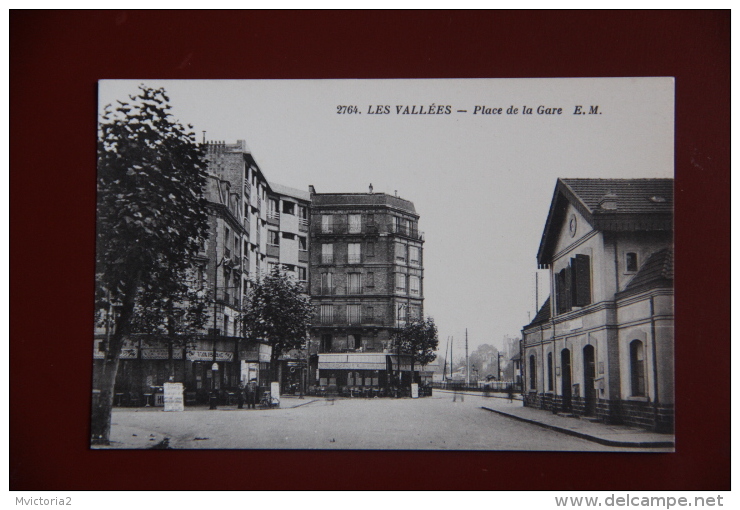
[561,348,572,411]
[583,345,596,416]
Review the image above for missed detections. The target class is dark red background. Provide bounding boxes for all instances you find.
[10,11,730,490]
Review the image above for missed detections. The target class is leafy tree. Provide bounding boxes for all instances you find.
[92,85,210,444]
[241,267,314,384]
[397,317,439,385]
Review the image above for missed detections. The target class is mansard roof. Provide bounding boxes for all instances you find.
[537,178,673,267]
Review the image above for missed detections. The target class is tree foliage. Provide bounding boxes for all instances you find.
[241,267,315,380]
[92,85,210,444]
[398,317,439,380]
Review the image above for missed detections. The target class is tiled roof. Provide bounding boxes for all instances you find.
[621,248,674,294]
[524,296,551,329]
[561,178,673,216]
[537,178,673,267]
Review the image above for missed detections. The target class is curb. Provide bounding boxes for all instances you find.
[480,406,675,449]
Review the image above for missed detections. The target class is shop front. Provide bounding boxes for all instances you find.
[315,353,418,397]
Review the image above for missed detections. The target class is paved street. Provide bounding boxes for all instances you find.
[101,391,670,451]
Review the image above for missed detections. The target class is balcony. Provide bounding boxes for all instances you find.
[347,254,362,264]
[390,223,424,240]
[321,254,334,264]
[345,286,363,295]
[224,248,231,260]
[267,244,280,258]
[299,249,309,263]
[299,218,309,232]
[267,211,280,225]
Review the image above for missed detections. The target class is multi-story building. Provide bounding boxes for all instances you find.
[94,140,306,405]
[308,187,425,396]
[521,178,674,431]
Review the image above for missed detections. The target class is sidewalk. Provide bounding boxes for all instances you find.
[480,399,675,449]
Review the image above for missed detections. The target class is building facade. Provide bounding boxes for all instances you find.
[308,187,425,396]
[521,178,674,432]
[94,140,306,405]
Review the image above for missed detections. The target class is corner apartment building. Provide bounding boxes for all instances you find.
[94,140,308,405]
[521,178,674,431]
[308,187,425,396]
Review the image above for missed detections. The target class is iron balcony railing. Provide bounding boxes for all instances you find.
[347,254,362,264]
[311,221,422,240]
[321,254,334,264]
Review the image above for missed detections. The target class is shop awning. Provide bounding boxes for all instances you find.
[318,353,387,370]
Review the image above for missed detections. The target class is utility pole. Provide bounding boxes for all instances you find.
[465,329,469,386]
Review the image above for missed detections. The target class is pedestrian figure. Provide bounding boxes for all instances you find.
[507,385,514,403]
[237,381,245,409]
[246,378,258,409]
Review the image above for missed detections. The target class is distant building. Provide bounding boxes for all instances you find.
[521,178,674,431]
[308,187,425,396]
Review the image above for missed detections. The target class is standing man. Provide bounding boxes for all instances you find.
[246,378,258,409]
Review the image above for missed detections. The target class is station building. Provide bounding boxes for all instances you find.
[521,178,674,432]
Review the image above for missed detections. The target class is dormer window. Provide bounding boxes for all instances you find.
[626,252,638,272]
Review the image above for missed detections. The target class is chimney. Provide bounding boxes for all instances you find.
[309,185,316,195]
[599,191,618,210]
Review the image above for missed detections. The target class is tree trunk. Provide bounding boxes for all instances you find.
[90,275,139,445]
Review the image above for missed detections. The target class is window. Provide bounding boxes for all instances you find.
[630,340,645,396]
[555,254,591,314]
[321,244,333,264]
[347,305,361,324]
[267,198,279,220]
[298,267,307,281]
[224,227,230,249]
[348,273,361,294]
[410,276,420,296]
[224,315,230,338]
[282,232,295,240]
[395,242,407,262]
[320,334,333,352]
[367,242,375,257]
[282,201,295,215]
[298,236,307,250]
[348,214,362,233]
[529,354,536,390]
[321,215,332,233]
[320,305,334,324]
[234,236,240,257]
[396,273,407,293]
[626,252,638,272]
[298,205,307,220]
[366,272,374,287]
[409,305,421,321]
[367,214,374,226]
[396,303,407,325]
[409,246,420,265]
[268,230,279,246]
[348,243,361,264]
[321,272,333,293]
[547,352,553,391]
[348,333,361,350]
[366,306,374,322]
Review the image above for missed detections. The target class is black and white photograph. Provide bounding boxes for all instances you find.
[91,78,675,452]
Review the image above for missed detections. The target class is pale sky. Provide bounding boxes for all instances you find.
[99,78,674,353]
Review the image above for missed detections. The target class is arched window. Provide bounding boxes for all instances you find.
[630,340,645,396]
[529,354,536,390]
[547,352,553,391]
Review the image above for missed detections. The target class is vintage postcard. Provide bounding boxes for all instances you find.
[92,78,674,451]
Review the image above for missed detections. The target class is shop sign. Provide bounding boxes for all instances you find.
[142,348,169,360]
[187,350,234,362]
[119,348,138,359]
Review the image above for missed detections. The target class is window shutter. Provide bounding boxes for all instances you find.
[573,254,591,306]
[563,266,573,311]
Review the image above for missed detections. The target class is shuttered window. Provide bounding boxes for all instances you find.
[348,214,362,233]
[555,254,591,314]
